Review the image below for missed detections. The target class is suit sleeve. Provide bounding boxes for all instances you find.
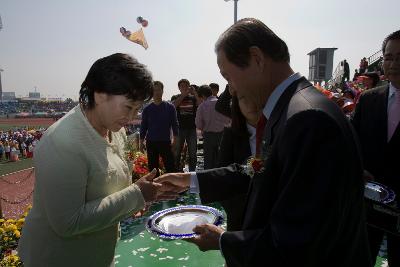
[197,164,251,203]
[221,110,359,267]
[217,127,235,167]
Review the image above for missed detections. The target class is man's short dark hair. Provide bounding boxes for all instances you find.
[79,53,153,109]
[215,18,290,67]
[197,85,213,98]
[178,79,190,88]
[209,83,219,91]
[362,72,380,88]
[382,30,400,54]
[154,81,164,90]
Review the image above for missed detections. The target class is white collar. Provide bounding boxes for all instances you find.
[246,122,256,135]
[262,72,302,119]
[389,83,400,98]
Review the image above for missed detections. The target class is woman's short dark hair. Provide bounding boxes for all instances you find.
[362,72,380,88]
[382,30,400,54]
[79,53,153,109]
[215,18,290,68]
[197,85,213,98]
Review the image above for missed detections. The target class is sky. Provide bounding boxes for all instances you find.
[0,0,399,101]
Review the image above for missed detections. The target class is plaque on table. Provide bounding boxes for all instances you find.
[364,181,400,236]
[146,205,224,239]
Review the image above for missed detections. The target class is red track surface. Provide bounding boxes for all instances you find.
[0,118,144,219]
[0,118,55,127]
[0,168,35,219]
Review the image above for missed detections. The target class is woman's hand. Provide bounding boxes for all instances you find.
[135,169,181,203]
[132,203,150,218]
[153,172,191,192]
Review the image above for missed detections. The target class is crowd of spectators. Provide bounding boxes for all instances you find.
[319,55,387,117]
[0,128,44,162]
[0,99,77,117]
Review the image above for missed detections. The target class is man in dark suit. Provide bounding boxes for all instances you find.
[156,18,370,267]
[352,29,400,266]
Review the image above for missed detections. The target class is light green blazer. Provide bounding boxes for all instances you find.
[18,105,145,267]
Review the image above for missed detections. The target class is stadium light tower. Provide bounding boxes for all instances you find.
[0,15,3,102]
[224,0,239,23]
[0,69,3,102]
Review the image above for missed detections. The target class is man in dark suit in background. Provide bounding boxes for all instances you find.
[156,18,371,267]
[352,29,400,266]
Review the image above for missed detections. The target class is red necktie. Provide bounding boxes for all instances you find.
[255,114,267,157]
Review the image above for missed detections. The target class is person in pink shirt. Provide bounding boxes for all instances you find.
[195,84,231,169]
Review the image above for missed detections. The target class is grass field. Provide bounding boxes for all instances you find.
[0,124,49,131]
[0,118,52,175]
[0,118,54,131]
[0,158,34,176]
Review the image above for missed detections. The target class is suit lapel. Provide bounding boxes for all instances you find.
[243,77,313,223]
[376,86,389,144]
[261,77,312,158]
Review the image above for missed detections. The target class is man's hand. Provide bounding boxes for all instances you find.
[135,169,180,203]
[153,172,191,193]
[187,224,225,251]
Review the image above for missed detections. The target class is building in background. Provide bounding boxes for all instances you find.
[308,48,337,84]
[2,92,17,102]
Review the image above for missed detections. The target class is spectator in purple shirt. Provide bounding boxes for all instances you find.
[140,81,179,174]
[195,84,231,169]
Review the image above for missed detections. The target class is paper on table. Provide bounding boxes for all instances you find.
[158,212,209,234]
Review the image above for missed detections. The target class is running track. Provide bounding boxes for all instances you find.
[0,168,35,219]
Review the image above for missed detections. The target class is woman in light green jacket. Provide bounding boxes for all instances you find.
[18,53,177,267]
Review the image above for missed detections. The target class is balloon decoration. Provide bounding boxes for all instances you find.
[119,26,148,50]
[136,16,148,27]
[119,16,149,49]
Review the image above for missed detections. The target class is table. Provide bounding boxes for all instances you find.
[115,193,226,267]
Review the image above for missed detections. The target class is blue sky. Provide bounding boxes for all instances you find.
[0,0,399,100]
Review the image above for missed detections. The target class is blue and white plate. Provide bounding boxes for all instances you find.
[146,205,224,239]
[364,181,396,204]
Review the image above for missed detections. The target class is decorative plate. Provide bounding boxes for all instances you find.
[146,205,224,239]
[364,181,396,204]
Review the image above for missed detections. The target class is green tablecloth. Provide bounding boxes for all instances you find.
[115,193,226,267]
[115,192,388,267]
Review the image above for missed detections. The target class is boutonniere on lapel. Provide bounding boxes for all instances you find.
[241,157,265,178]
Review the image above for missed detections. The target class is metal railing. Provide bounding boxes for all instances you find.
[327,61,344,88]
[367,49,383,66]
